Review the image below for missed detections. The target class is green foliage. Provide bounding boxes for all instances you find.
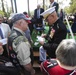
[64,0,76,14]
[0,0,12,17]
[0,10,4,16]
[64,6,70,14]
[69,0,76,14]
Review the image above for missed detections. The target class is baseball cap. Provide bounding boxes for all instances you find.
[12,13,31,23]
[40,6,56,19]
[9,13,16,20]
[25,14,31,23]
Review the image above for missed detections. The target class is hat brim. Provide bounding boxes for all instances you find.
[41,13,50,19]
[40,6,56,19]
[24,18,31,23]
[24,17,31,20]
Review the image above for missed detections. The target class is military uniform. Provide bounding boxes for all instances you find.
[39,19,67,62]
[43,19,67,58]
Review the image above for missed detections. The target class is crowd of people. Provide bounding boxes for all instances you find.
[0,0,76,75]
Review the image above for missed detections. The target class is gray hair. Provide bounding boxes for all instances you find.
[56,39,76,66]
[12,19,22,27]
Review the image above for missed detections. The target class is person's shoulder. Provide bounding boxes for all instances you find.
[54,2,59,6]
[13,36,28,45]
[57,19,67,29]
[2,23,9,26]
[2,23,10,28]
[54,2,59,4]
[9,30,17,38]
[40,8,44,10]
[41,8,44,10]
[35,9,37,11]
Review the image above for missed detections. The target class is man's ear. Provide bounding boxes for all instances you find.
[18,20,22,26]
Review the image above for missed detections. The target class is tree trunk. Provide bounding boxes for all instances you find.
[10,0,14,13]
[27,0,30,16]
[14,0,17,13]
[1,0,6,16]
[43,0,45,10]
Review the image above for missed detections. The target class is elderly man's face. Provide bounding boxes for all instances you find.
[37,5,40,9]
[20,19,28,31]
[46,14,54,25]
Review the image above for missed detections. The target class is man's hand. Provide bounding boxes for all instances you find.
[0,42,3,46]
[39,41,44,45]
[31,69,35,75]
[41,33,46,38]
[23,63,35,75]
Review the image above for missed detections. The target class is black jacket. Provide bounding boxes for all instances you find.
[34,8,44,19]
[43,19,67,58]
[34,8,44,24]
[53,2,59,13]
[0,56,21,75]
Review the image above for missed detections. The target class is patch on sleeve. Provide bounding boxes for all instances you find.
[47,59,58,68]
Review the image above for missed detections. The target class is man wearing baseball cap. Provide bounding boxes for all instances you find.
[7,13,35,75]
[39,6,67,63]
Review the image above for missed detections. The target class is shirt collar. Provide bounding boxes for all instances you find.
[13,27,25,36]
[57,59,76,70]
